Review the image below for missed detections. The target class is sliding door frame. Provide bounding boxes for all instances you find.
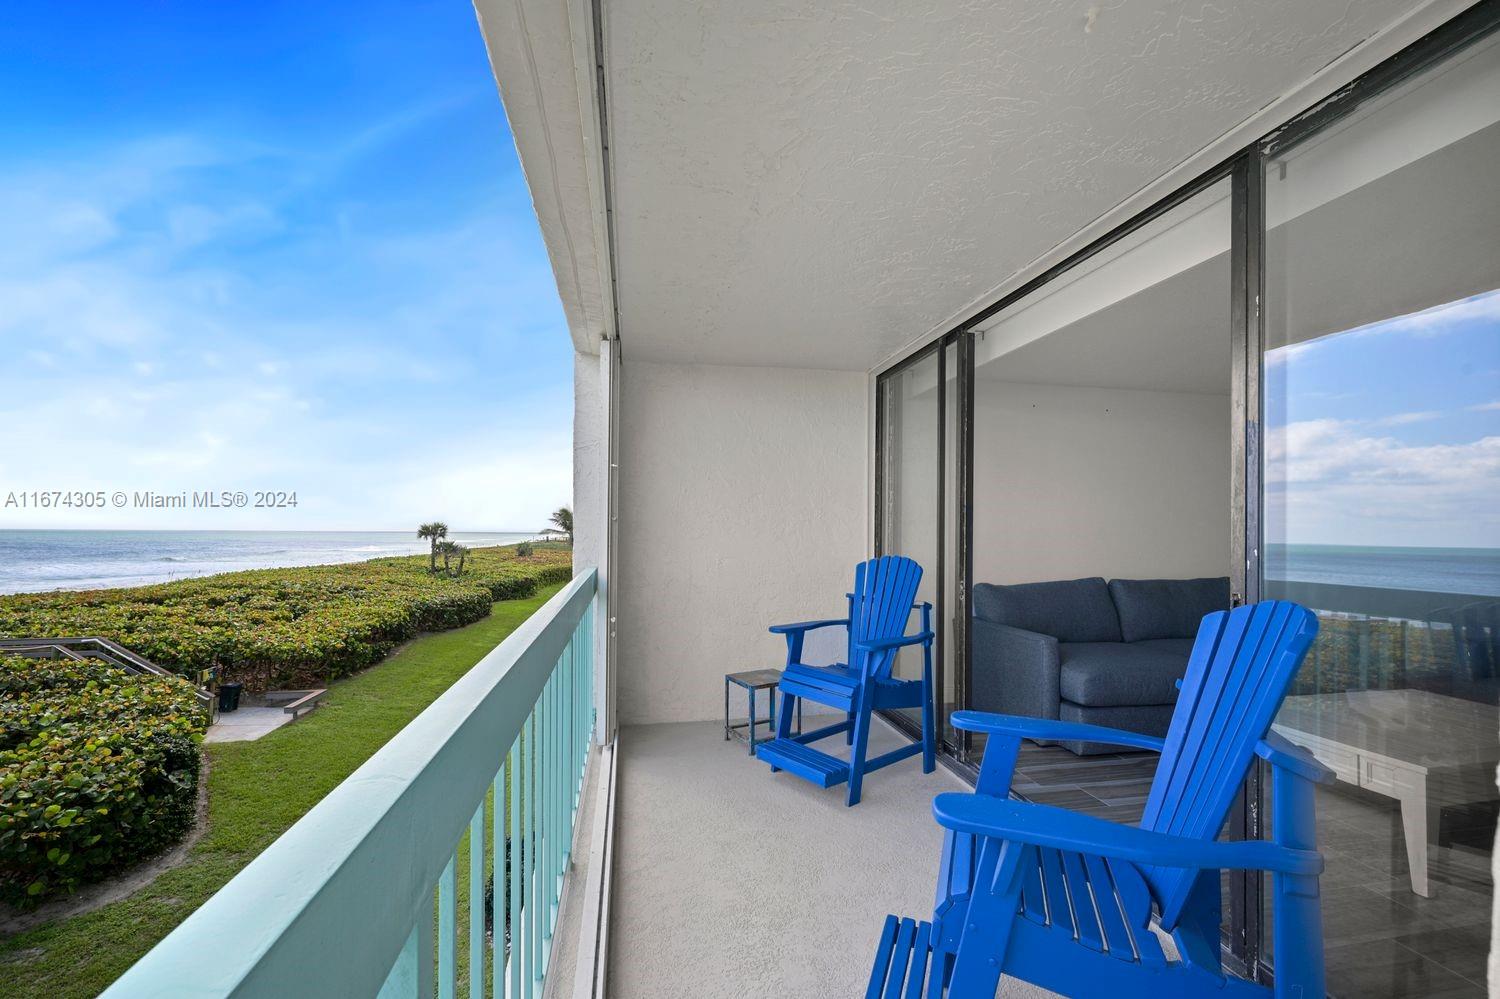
[875,335,964,758]
[1226,145,1267,980]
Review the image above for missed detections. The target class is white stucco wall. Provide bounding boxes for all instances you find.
[972,380,1231,587]
[572,348,606,581]
[572,347,611,737]
[615,360,867,725]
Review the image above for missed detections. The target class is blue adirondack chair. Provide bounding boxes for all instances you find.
[867,599,1332,998]
[756,555,936,807]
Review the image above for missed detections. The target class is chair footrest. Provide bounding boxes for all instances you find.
[868,914,937,997]
[757,738,851,788]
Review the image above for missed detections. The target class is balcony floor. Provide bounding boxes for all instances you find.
[609,718,1054,996]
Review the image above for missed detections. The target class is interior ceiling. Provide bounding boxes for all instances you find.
[974,116,1500,395]
[604,0,1420,370]
[978,255,1231,394]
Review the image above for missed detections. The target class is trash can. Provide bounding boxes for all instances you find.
[218,682,243,713]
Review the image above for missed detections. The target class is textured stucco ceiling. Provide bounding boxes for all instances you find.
[604,0,1426,369]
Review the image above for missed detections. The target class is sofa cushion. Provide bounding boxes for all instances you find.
[1058,641,1187,707]
[1131,637,1196,659]
[1108,577,1231,643]
[971,577,1122,644]
[1059,702,1178,755]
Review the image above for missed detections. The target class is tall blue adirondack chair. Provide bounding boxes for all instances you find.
[867,599,1332,998]
[756,556,936,807]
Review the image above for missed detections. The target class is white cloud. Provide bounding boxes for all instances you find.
[1468,401,1500,413]
[1371,411,1441,427]
[166,201,281,249]
[1264,418,1500,547]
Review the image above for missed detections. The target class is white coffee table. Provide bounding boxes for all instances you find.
[1272,689,1499,897]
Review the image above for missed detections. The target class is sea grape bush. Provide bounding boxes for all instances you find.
[0,545,572,692]
[0,657,206,905]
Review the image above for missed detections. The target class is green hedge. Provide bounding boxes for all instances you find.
[0,545,573,691]
[0,658,206,906]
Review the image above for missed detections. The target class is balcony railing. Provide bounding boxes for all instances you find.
[104,569,599,998]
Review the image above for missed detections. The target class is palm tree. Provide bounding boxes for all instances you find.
[549,507,573,546]
[418,522,449,572]
[452,544,469,577]
[435,540,459,575]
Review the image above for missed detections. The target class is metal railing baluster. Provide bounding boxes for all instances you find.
[508,739,521,999]
[470,801,485,999]
[438,855,456,999]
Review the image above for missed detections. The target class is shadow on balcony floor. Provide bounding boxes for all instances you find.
[609,718,1056,997]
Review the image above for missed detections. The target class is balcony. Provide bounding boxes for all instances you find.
[99,564,985,997]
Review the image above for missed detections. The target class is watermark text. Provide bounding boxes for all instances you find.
[3,489,300,511]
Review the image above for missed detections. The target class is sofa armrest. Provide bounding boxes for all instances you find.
[970,618,1060,721]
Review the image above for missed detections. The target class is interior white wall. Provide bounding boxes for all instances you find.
[972,380,1230,587]
[616,359,867,725]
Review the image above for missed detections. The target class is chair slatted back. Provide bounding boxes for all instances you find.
[1138,600,1318,928]
[849,556,923,680]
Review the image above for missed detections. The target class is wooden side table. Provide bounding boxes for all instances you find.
[724,669,801,755]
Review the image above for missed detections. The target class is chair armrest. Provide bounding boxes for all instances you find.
[949,711,1165,753]
[1257,731,1335,785]
[932,794,1323,877]
[768,618,848,635]
[853,631,934,653]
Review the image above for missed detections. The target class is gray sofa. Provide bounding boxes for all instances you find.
[971,576,1230,755]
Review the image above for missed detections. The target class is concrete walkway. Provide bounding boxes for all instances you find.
[203,705,295,743]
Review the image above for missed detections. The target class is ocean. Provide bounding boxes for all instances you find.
[0,533,1494,599]
[1264,544,1500,598]
[0,530,541,594]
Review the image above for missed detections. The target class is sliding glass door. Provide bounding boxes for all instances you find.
[872,10,1498,990]
[877,343,943,737]
[1256,28,1500,995]
[876,336,965,751]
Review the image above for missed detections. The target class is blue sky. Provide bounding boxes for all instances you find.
[0,2,572,531]
[1264,288,1500,548]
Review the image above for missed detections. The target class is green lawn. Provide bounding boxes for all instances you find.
[0,584,563,998]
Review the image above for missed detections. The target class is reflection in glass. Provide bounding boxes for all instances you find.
[1261,30,1499,995]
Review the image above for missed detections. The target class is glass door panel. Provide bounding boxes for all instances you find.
[878,347,943,732]
[964,175,1233,798]
[1260,30,1500,995]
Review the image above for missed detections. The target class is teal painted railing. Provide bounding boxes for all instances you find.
[103,569,598,998]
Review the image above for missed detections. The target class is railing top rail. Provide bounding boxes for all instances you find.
[103,568,598,999]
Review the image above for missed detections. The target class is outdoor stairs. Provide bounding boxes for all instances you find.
[755,738,850,788]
